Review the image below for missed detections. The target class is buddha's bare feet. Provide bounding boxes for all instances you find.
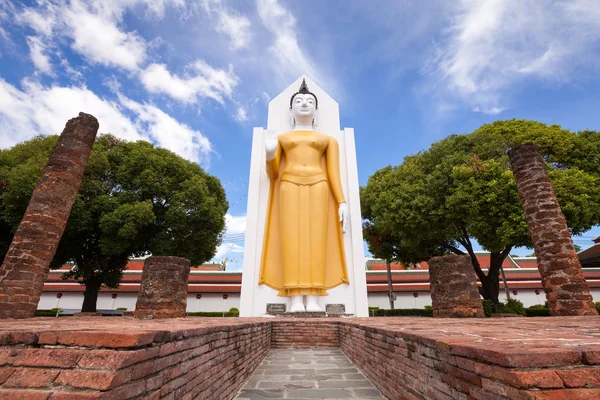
[305,296,322,312]
[290,295,305,312]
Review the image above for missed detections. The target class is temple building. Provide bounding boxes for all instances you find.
[39,251,600,313]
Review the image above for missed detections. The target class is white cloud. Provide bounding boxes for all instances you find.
[64,1,147,71]
[217,12,252,50]
[13,1,241,112]
[15,1,186,73]
[118,94,212,165]
[256,0,323,84]
[0,79,142,147]
[203,0,252,50]
[0,79,212,166]
[224,213,246,235]
[26,36,53,75]
[427,0,600,114]
[17,5,56,37]
[212,213,246,266]
[140,61,239,104]
[235,106,248,121]
[213,242,244,262]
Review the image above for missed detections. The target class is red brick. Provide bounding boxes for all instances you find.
[0,332,39,346]
[469,362,564,389]
[98,381,146,399]
[55,370,128,390]
[0,367,14,384]
[12,349,82,368]
[555,368,600,388]
[528,388,600,400]
[4,368,59,388]
[49,393,102,400]
[448,366,482,387]
[582,348,600,365]
[130,359,154,380]
[0,390,51,400]
[39,331,156,348]
[77,347,159,369]
[480,378,530,400]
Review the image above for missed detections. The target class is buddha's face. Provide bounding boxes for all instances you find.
[291,94,317,122]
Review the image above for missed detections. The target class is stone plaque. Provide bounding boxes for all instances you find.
[326,304,346,315]
[267,303,286,313]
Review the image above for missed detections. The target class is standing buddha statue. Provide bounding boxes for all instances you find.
[259,79,349,312]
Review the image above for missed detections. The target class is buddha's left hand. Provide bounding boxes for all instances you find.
[338,202,348,233]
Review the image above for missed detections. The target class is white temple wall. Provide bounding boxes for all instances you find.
[38,293,241,313]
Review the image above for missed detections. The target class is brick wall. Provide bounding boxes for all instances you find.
[0,321,271,399]
[1,318,600,399]
[271,320,340,348]
[340,320,600,400]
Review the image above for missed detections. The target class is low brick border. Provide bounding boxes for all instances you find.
[1,317,599,399]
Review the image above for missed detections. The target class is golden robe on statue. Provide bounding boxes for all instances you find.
[259,130,349,296]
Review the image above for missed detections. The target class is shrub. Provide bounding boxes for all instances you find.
[595,302,600,314]
[34,309,71,317]
[424,305,433,311]
[229,307,239,313]
[187,311,239,317]
[528,304,546,309]
[481,300,493,317]
[499,298,526,315]
[525,307,550,317]
[373,308,433,317]
[116,307,128,311]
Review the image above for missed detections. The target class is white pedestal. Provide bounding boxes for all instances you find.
[239,76,368,317]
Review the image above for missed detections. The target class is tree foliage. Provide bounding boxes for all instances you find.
[361,120,600,310]
[0,135,228,311]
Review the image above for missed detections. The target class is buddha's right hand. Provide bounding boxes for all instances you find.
[265,135,278,161]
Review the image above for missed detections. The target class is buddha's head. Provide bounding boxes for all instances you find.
[290,79,318,127]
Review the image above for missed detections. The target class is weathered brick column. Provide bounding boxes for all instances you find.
[0,113,98,319]
[134,256,191,319]
[508,143,597,316]
[429,254,484,318]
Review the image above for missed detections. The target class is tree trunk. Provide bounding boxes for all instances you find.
[386,260,395,309]
[444,232,512,313]
[478,272,500,311]
[480,249,512,312]
[81,280,101,312]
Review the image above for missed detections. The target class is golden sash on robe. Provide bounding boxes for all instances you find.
[259,130,349,296]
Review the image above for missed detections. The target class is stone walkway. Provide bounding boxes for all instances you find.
[234,348,385,399]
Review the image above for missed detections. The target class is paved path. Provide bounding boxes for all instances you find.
[234,348,385,399]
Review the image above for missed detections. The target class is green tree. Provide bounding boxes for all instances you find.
[0,135,228,312]
[361,120,600,310]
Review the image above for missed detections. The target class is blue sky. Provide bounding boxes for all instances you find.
[1,0,600,269]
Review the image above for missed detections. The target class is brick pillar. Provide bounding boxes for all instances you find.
[429,254,484,318]
[0,113,99,319]
[508,143,597,316]
[134,256,191,319]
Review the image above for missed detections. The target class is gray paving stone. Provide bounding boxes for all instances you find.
[317,368,358,374]
[318,380,373,389]
[258,381,317,389]
[248,375,291,383]
[289,374,343,381]
[263,368,316,375]
[236,389,285,399]
[353,388,384,399]
[291,364,339,369]
[234,349,385,400]
[287,389,354,398]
